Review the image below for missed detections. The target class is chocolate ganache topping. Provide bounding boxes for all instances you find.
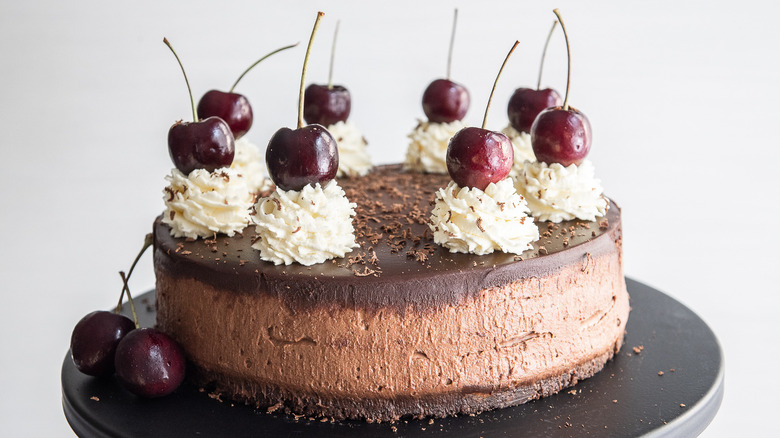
[153,164,621,313]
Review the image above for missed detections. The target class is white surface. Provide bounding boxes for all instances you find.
[1,0,777,436]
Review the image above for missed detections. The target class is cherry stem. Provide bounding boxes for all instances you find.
[163,38,197,122]
[482,41,520,130]
[119,271,139,329]
[328,20,340,89]
[537,20,557,91]
[230,43,299,93]
[446,8,458,80]
[299,12,325,129]
[552,9,572,111]
[114,233,153,326]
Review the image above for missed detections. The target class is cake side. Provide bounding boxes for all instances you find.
[155,238,627,420]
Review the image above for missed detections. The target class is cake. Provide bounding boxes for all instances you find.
[153,164,628,421]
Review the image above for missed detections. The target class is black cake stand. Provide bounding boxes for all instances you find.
[62,278,724,437]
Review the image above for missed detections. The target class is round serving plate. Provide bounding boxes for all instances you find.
[62,278,724,437]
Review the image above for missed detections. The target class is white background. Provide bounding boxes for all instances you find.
[1,0,778,436]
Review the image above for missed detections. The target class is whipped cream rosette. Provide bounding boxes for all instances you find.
[162,167,255,239]
[404,119,466,173]
[501,125,536,173]
[252,180,358,266]
[326,121,372,177]
[430,179,539,255]
[515,159,608,223]
[230,137,273,195]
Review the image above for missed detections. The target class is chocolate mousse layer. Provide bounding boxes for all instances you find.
[153,164,622,313]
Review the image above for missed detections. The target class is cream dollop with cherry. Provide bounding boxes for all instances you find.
[252,12,358,266]
[430,41,539,255]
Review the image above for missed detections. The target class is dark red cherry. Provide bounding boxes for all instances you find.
[303,84,351,126]
[70,311,135,377]
[422,79,469,123]
[168,117,235,175]
[446,127,513,191]
[114,328,186,398]
[507,88,562,133]
[197,90,253,139]
[530,106,591,167]
[266,124,338,191]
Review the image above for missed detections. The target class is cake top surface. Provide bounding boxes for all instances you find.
[154,164,620,312]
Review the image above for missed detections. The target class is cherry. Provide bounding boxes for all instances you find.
[197,43,297,139]
[303,22,351,126]
[266,124,338,191]
[164,38,235,174]
[266,12,338,192]
[197,90,253,139]
[507,21,562,133]
[70,311,135,377]
[531,106,591,167]
[447,128,513,190]
[168,117,235,174]
[114,328,186,398]
[447,41,519,191]
[421,9,469,123]
[507,88,561,133]
[422,79,469,123]
[303,84,350,125]
[531,10,592,167]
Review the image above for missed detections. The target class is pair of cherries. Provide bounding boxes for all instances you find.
[71,311,186,398]
[167,25,349,193]
[445,10,591,190]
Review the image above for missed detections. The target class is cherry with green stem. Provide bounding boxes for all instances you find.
[198,42,298,139]
[531,9,592,167]
[507,20,562,134]
[422,9,470,124]
[164,37,235,175]
[70,234,152,377]
[304,20,352,126]
[267,12,338,192]
[446,41,519,191]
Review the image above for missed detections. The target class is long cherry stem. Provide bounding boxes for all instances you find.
[230,43,299,92]
[537,20,557,90]
[119,271,139,329]
[552,9,572,110]
[447,9,458,80]
[328,20,340,89]
[163,38,197,122]
[298,12,325,129]
[114,233,152,327]
[482,41,520,130]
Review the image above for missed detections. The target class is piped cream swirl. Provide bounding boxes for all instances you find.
[231,137,273,195]
[501,125,536,175]
[252,180,358,266]
[404,119,466,173]
[430,179,539,255]
[327,121,372,177]
[515,160,608,223]
[162,168,254,239]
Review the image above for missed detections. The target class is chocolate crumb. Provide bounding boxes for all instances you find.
[90,396,99,401]
[658,371,664,376]
[538,246,548,255]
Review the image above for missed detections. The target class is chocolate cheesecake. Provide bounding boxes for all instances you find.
[153,164,628,421]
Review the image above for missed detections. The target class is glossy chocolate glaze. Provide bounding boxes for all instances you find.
[153,164,621,313]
